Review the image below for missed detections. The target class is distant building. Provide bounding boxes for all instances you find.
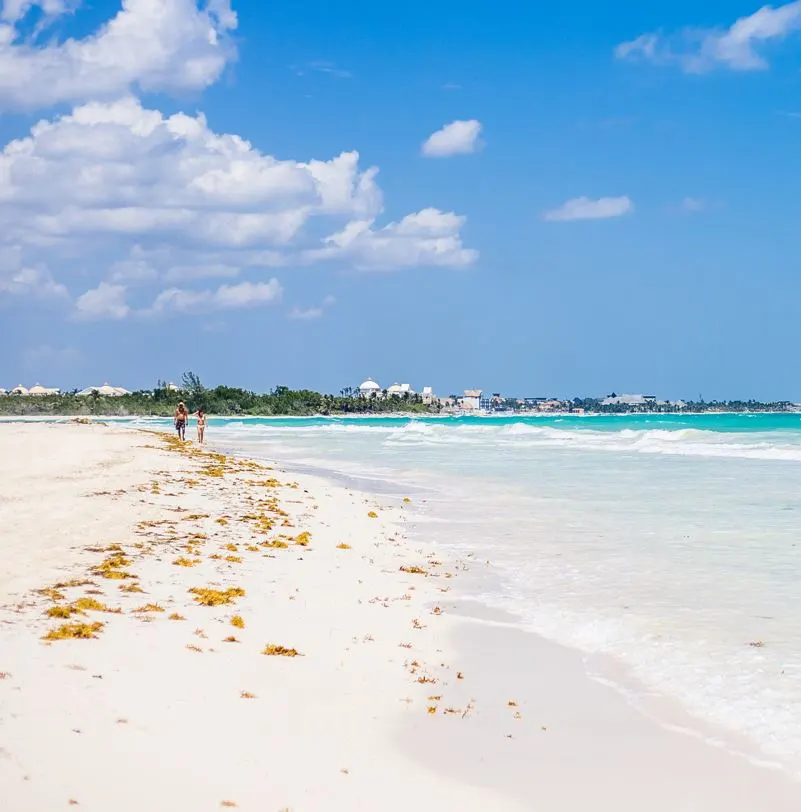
[358,378,382,397]
[421,386,437,405]
[387,383,415,397]
[77,383,130,397]
[460,389,482,411]
[27,384,60,396]
[601,394,657,407]
[537,399,564,412]
[165,382,180,392]
[10,385,28,396]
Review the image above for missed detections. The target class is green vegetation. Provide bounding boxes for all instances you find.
[0,373,439,417]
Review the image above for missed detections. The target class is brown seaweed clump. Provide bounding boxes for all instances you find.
[43,622,104,641]
[262,644,301,657]
[189,587,245,606]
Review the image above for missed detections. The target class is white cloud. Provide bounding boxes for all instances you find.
[305,208,477,270]
[0,265,68,298]
[2,0,75,23]
[73,282,130,320]
[288,294,335,320]
[148,279,282,316]
[615,1,801,72]
[543,196,633,222]
[0,0,237,110]
[0,97,382,249]
[0,97,476,294]
[422,119,482,157]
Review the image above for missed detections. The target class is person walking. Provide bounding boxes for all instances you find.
[174,401,188,441]
[196,408,207,445]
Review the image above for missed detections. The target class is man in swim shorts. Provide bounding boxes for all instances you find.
[174,401,188,441]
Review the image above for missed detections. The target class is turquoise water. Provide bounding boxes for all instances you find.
[132,413,801,770]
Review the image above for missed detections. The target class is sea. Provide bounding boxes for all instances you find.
[132,412,801,772]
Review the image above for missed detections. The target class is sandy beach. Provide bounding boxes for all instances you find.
[2,422,801,811]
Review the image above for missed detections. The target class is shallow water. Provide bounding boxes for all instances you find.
[138,413,801,772]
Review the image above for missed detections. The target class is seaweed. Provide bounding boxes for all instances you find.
[230,615,245,629]
[189,587,245,606]
[173,557,201,567]
[134,603,165,613]
[262,644,301,657]
[43,622,104,641]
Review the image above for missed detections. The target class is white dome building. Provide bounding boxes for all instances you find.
[27,384,60,395]
[77,383,129,397]
[358,378,382,397]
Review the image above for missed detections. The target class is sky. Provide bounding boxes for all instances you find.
[2,0,801,400]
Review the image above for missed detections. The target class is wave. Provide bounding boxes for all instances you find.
[208,416,801,462]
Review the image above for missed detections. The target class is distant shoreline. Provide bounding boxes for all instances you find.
[1,409,800,423]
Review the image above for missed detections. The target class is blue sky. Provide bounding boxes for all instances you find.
[2,0,801,400]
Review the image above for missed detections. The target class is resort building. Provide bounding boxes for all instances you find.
[386,383,415,397]
[28,384,61,396]
[77,383,131,397]
[358,378,382,397]
[601,394,657,407]
[460,389,483,411]
[8,384,60,396]
[421,386,436,405]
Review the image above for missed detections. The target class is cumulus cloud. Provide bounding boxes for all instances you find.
[0,265,68,298]
[543,196,633,222]
[0,97,476,302]
[305,208,477,271]
[0,0,237,110]
[288,294,335,320]
[615,1,801,72]
[0,97,382,249]
[147,279,282,316]
[422,119,482,157]
[73,281,130,320]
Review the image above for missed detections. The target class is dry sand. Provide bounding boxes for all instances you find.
[1,422,800,811]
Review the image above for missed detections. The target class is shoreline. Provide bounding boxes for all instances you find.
[1,422,800,810]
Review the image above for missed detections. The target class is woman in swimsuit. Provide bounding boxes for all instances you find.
[196,408,207,445]
[174,401,188,441]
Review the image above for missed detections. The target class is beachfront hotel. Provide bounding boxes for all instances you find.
[358,378,438,402]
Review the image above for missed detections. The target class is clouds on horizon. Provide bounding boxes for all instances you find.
[616,1,801,72]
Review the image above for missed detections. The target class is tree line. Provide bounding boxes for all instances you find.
[0,373,439,417]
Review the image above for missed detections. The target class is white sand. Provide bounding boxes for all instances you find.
[1,422,799,811]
